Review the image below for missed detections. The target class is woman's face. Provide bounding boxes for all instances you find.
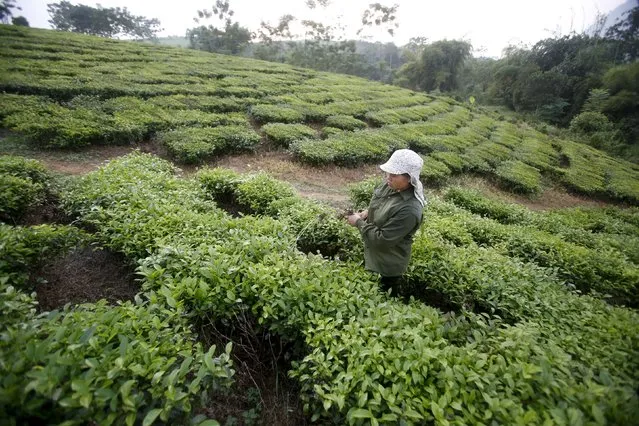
[385,173,411,191]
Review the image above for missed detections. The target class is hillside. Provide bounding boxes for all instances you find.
[1,25,639,425]
[1,25,638,204]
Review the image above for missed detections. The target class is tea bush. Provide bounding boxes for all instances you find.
[347,177,379,210]
[0,224,88,289]
[0,291,234,426]
[444,187,531,224]
[325,115,367,131]
[262,123,317,147]
[157,126,260,164]
[1,25,638,203]
[235,173,296,214]
[249,104,304,124]
[267,196,362,259]
[420,155,452,186]
[59,153,639,424]
[0,156,51,222]
[494,160,542,194]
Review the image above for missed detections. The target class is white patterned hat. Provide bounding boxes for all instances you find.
[379,149,426,206]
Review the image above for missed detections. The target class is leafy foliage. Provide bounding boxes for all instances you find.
[157,126,260,163]
[47,1,161,40]
[0,25,638,202]
[0,291,234,425]
[54,153,639,425]
[0,156,50,222]
[0,224,88,289]
[262,123,317,147]
[494,160,542,194]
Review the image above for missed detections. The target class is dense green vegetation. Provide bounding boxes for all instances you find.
[455,6,639,158]
[0,155,51,222]
[1,25,639,423]
[2,25,638,204]
[2,152,637,424]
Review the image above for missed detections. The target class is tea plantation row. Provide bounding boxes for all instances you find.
[2,152,637,424]
[1,25,638,204]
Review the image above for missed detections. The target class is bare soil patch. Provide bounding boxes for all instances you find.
[34,247,139,312]
[20,196,72,226]
[197,319,307,426]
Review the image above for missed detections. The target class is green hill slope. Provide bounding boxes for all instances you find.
[1,25,638,203]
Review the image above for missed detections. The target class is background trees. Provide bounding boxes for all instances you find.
[1,0,27,25]
[47,1,161,40]
[394,40,472,92]
[186,0,252,54]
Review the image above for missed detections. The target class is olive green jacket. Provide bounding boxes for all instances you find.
[355,184,423,277]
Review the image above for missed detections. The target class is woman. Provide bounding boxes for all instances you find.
[347,149,425,296]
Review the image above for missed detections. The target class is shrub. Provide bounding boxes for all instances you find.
[444,187,531,224]
[494,160,542,194]
[267,197,362,260]
[62,153,639,425]
[420,155,452,186]
[0,224,88,289]
[348,177,379,210]
[430,151,467,173]
[291,130,399,166]
[157,126,260,164]
[262,123,316,147]
[249,104,304,124]
[0,293,234,425]
[196,167,242,201]
[569,111,612,134]
[325,115,367,131]
[0,175,43,223]
[0,156,51,222]
[235,173,296,214]
[321,126,345,138]
[4,105,116,148]
[0,93,53,122]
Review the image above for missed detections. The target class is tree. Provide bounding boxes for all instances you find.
[254,14,296,61]
[47,1,161,40]
[187,1,253,54]
[0,0,20,24]
[395,39,472,92]
[606,1,639,62]
[357,3,399,37]
[11,15,28,26]
[602,62,639,145]
[193,0,234,26]
[304,0,331,9]
[188,22,252,54]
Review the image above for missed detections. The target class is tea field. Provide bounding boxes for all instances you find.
[1,25,639,425]
[1,25,639,203]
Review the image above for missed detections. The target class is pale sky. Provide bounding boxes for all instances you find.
[15,0,628,57]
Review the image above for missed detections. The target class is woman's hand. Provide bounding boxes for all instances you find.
[359,210,368,220]
[347,213,361,226]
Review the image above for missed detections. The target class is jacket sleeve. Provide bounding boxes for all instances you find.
[356,206,418,248]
